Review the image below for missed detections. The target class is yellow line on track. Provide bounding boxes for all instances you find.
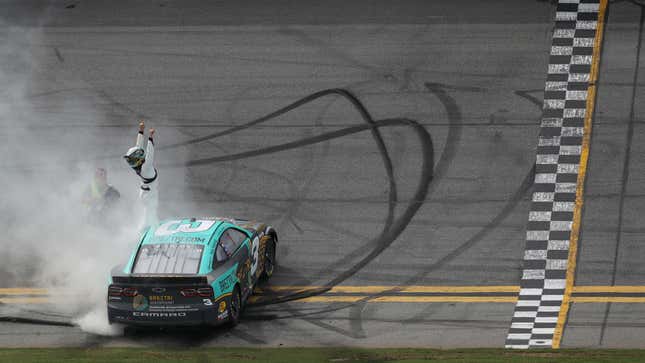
[292,296,519,303]
[0,288,48,295]
[572,286,645,293]
[571,297,645,303]
[552,0,609,349]
[0,297,52,304]
[257,285,520,293]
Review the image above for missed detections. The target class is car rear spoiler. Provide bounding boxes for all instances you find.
[112,275,208,285]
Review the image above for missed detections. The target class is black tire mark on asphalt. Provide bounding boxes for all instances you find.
[0,316,74,327]
[231,95,344,341]
[174,127,241,208]
[255,86,541,321]
[245,84,538,330]
[301,81,463,296]
[187,186,373,243]
[600,0,640,346]
[245,164,534,325]
[514,89,543,108]
[404,87,542,324]
[54,47,64,63]
[277,27,377,74]
[219,87,255,198]
[38,42,368,70]
[95,90,147,120]
[159,89,391,152]
[274,96,336,237]
[247,83,546,327]
[345,81,464,337]
[364,165,534,306]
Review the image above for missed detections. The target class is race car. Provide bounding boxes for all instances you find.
[107,217,277,327]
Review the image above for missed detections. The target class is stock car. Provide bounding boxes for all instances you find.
[107,217,277,327]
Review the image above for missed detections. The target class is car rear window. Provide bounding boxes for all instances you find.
[132,244,204,274]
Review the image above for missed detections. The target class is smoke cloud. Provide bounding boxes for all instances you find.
[0,25,150,335]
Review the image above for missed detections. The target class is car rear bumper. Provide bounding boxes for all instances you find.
[107,296,231,327]
[108,309,225,326]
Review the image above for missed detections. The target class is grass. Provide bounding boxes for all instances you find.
[1,348,645,363]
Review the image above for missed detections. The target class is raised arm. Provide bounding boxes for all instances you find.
[135,121,145,149]
[140,128,156,181]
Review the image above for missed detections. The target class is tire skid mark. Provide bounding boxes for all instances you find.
[0,316,74,327]
[246,165,534,324]
[274,96,337,240]
[246,85,535,328]
[276,81,462,290]
[345,81,464,337]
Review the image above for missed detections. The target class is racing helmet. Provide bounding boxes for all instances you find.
[124,147,145,169]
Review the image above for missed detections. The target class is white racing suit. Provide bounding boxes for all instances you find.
[128,130,158,230]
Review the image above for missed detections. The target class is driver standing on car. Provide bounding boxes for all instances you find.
[123,121,158,229]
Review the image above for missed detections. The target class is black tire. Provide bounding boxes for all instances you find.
[228,285,242,327]
[261,238,277,280]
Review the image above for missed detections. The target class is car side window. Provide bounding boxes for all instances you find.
[214,228,248,264]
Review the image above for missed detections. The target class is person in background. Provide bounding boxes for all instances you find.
[82,167,120,220]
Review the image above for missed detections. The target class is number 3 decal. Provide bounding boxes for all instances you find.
[250,236,260,276]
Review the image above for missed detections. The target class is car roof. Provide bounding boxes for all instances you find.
[142,218,229,246]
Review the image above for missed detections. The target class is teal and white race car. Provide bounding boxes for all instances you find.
[107,218,277,327]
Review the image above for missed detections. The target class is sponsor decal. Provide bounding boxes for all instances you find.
[217,310,229,320]
[152,235,206,244]
[218,300,227,313]
[218,274,236,292]
[203,298,213,306]
[149,295,174,306]
[133,311,188,318]
[132,294,149,311]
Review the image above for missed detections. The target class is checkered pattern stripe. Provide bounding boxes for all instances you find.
[505,0,601,349]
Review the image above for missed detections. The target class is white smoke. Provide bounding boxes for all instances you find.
[0,25,146,335]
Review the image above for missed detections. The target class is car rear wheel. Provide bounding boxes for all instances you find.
[262,238,276,280]
[228,286,241,327]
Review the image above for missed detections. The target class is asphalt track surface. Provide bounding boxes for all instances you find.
[0,0,644,348]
